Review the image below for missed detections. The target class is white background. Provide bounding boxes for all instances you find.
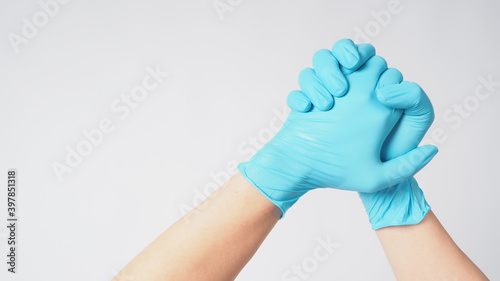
[1,0,499,280]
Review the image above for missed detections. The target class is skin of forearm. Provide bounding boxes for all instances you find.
[376,210,489,281]
[113,172,281,281]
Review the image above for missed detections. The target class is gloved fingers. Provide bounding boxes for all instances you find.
[377,68,403,89]
[376,81,434,117]
[289,41,377,111]
[332,39,360,70]
[287,90,312,112]
[332,40,376,74]
[378,145,438,188]
[298,68,334,111]
[357,55,388,83]
[382,116,434,160]
[378,81,435,160]
[312,49,348,97]
[341,44,377,74]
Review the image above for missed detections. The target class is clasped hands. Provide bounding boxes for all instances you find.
[239,39,437,229]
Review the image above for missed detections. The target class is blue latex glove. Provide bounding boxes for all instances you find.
[287,40,376,112]
[360,78,435,230]
[287,39,436,229]
[238,40,438,217]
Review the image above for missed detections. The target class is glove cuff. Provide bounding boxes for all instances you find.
[238,162,306,218]
[359,177,431,230]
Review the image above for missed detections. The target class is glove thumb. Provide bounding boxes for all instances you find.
[378,145,438,189]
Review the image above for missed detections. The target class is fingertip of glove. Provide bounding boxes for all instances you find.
[287,90,312,112]
[332,39,360,69]
[316,97,334,111]
[418,145,439,168]
[427,145,439,159]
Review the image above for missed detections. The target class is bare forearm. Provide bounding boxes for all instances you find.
[113,172,280,281]
[376,210,488,281]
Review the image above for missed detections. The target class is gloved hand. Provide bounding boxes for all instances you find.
[359,76,435,230]
[286,39,436,229]
[238,40,438,217]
